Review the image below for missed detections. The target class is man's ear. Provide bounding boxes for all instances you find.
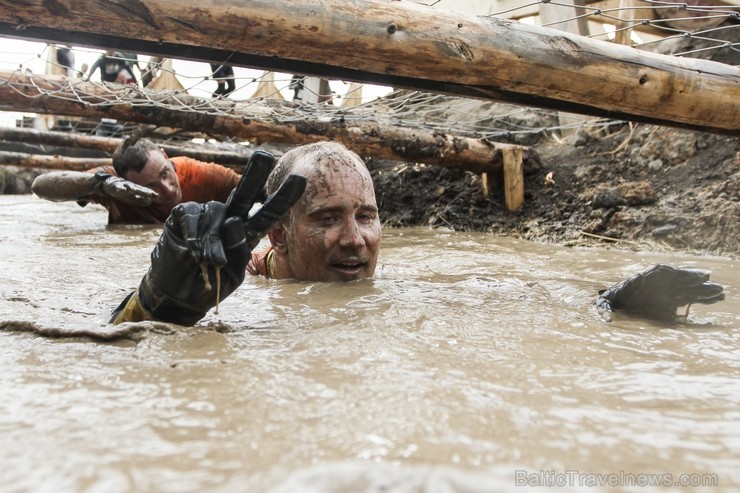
[268,224,287,253]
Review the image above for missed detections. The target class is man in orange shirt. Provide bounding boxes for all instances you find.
[32,137,242,224]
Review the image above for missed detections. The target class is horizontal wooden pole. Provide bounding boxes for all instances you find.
[0,150,109,170]
[0,71,535,175]
[0,0,736,134]
[0,127,254,167]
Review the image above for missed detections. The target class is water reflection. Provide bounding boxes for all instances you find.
[0,195,737,492]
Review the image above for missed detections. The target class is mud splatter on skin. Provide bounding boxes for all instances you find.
[268,143,380,282]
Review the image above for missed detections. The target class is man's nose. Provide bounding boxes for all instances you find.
[339,219,366,248]
[159,180,177,197]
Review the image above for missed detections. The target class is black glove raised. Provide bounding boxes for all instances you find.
[135,151,306,325]
[597,264,725,323]
[94,170,159,206]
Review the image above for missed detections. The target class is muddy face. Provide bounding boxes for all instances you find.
[274,154,381,282]
[124,150,182,217]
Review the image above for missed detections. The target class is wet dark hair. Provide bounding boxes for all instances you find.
[112,135,161,177]
[266,141,365,196]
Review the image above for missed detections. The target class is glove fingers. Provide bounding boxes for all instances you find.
[225,150,276,219]
[244,173,307,245]
[670,282,725,304]
[670,268,710,287]
[199,201,228,265]
[173,202,207,263]
[222,216,251,269]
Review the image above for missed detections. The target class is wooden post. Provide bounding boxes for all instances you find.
[0,0,736,134]
[613,0,637,46]
[503,146,524,211]
[480,146,525,211]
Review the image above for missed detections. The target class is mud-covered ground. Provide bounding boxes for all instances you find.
[370,123,739,257]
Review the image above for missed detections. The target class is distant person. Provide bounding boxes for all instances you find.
[32,136,243,224]
[210,63,235,98]
[108,141,724,328]
[289,75,305,101]
[55,45,76,78]
[87,50,137,85]
[140,56,163,88]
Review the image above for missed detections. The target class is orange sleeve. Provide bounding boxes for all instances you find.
[172,156,241,203]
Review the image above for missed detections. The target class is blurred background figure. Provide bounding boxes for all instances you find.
[54,45,76,78]
[289,75,305,101]
[210,63,235,98]
[87,49,137,85]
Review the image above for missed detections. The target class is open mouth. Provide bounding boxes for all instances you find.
[331,261,366,275]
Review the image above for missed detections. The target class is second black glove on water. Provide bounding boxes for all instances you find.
[137,151,306,325]
[597,264,725,324]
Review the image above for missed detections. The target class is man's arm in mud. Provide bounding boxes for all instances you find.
[32,170,157,206]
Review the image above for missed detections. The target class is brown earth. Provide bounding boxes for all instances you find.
[369,123,739,257]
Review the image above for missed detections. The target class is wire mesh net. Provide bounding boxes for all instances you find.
[0,0,737,145]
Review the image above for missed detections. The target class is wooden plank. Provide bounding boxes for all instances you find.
[503,146,525,211]
[0,150,109,170]
[0,126,256,166]
[0,0,736,135]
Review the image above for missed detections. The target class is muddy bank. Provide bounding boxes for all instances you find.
[370,124,739,257]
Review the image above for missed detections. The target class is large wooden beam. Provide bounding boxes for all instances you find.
[0,71,534,175]
[0,0,736,135]
[0,126,256,167]
[0,151,109,171]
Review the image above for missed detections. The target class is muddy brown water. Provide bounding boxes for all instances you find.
[0,195,738,493]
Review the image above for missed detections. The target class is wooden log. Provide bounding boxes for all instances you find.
[0,127,120,153]
[0,71,535,175]
[0,151,109,170]
[0,0,736,134]
[503,146,525,211]
[0,126,255,167]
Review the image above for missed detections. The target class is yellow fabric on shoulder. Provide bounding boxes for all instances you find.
[265,248,276,279]
[111,291,152,324]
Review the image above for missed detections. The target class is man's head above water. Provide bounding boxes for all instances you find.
[264,141,381,282]
[112,137,183,215]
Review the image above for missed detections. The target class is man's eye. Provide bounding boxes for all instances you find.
[357,212,376,222]
[320,215,338,225]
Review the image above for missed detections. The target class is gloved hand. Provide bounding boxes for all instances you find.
[94,171,159,206]
[597,264,725,323]
[135,150,306,325]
